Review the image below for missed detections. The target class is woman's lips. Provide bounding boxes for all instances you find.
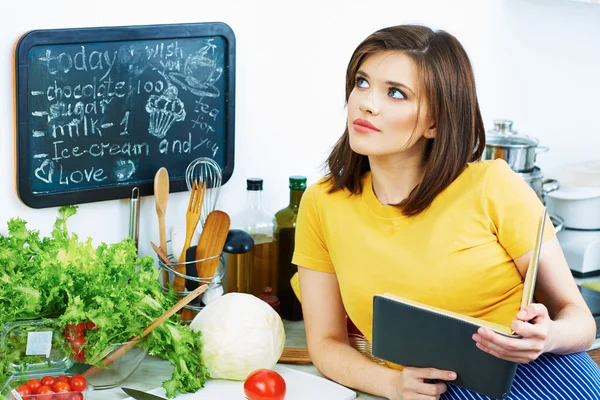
[352,118,380,134]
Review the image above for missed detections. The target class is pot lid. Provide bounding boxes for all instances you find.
[486,119,539,147]
[546,185,600,200]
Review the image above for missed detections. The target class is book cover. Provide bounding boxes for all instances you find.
[372,209,547,399]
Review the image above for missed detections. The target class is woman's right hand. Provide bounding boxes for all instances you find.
[387,367,457,400]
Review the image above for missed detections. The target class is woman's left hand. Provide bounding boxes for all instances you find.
[472,303,554,364]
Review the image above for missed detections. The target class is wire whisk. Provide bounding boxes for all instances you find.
[185,157,223,228]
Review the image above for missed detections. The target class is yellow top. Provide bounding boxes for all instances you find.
[292,159,555,346]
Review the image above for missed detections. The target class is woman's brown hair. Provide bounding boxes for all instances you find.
[325,25,485,216]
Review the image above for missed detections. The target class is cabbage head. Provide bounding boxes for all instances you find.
[189,292,285,381]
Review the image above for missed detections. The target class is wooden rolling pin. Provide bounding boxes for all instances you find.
[81,283,208,379]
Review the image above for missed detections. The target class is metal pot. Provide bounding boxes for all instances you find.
[516,167,560,204]
[546,185,600,230]
[483,120,548,172]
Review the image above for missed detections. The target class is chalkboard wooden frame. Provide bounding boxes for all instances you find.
[15,22,236,208]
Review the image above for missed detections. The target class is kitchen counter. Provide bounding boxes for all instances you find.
[87,320,382,400]
[88,319,600,400]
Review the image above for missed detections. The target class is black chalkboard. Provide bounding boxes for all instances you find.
[15,22,235,208]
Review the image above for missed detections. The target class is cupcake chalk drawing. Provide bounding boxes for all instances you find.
[145,85,186,138]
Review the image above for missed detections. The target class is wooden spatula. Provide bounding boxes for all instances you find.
[195,210,231,280]
[153,167,170,287]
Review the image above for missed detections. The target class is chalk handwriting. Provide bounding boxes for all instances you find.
[58,164,107,185]
[119,111,130,135]
[51,140,150,162]
[38,46,118,81]
[29,39,224,189]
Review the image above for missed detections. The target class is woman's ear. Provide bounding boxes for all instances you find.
[424,123,437,139]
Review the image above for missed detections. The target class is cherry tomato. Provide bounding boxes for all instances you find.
[69,336,87,362]
[52,383,71,400]
[243,369,286,400]
[69,375,87,392]
[70,393,84,400]
[35,385,54,400]
[15,385,31,395]
[26,379,41,393]
[64,323,85,342]
[52,381,70,392]
[56,375,70,384]
[40,376,56,387]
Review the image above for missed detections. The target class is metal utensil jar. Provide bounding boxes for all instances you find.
[483,120,548,172]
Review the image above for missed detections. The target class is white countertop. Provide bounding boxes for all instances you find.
[87,320,599,400]
[87,320,382,400]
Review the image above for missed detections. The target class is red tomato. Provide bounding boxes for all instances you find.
[35,385,54,400]
[69,375,87,392]
[40,376,56,387]
[70,393,84,400]
[56,375,70,384]
[26,379,41,393]
[69,336,87,362]
[52,381,71,392]
[64,323,85,342]
[15,385,31,396]
[243,369,286,400]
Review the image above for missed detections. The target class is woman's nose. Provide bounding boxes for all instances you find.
[359,95,379,115]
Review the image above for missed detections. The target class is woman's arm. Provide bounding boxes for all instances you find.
[474,236,596,361]
[517,235,596,353]
[298,266,399,397]
[298,266,456,399]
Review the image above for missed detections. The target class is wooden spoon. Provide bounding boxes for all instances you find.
[154,167,170,287]
[196,211,231,280]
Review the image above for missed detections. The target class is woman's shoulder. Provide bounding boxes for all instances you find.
[304,176,338,202]
[303,175,361,207]
[456,159,515,188]
[464,158,513,178]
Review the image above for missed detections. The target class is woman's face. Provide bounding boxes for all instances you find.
[347,50,435,158]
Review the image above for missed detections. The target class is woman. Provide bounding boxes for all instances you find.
[292,25,600,400]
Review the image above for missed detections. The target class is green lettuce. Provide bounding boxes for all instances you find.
[0,206,208,397]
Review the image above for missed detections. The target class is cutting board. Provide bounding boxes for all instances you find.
[123,364,357,400]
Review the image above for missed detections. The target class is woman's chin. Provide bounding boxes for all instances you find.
[349,140,386,157]
[349,135,378,156]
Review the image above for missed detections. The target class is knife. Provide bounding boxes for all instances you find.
[122,387,167,400]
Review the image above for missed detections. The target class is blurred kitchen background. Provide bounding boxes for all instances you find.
[1,0,599,286]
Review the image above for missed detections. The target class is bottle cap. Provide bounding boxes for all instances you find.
[259,286,281,314]
[289,176,307,190]
[247,178,263,191]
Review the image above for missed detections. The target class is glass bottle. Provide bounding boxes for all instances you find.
[259,286,281,315]
[275,176,307,321]
[230,178,278,297]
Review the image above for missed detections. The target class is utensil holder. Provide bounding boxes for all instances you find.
[154,248,226,323]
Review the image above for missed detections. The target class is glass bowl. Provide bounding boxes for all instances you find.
[78,339,147,390]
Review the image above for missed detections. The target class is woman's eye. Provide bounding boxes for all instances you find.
[356,77,369,88]
[389,87,406,100]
